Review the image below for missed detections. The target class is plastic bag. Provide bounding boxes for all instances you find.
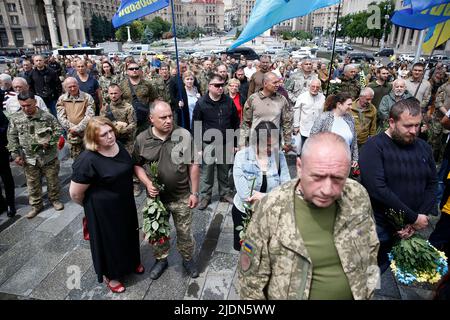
[58,142,70,162]
[291,134,302,155]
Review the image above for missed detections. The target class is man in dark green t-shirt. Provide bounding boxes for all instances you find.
[134,101,200,280]
[239,132,379,300]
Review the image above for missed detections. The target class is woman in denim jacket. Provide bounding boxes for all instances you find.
[232,121,291,251]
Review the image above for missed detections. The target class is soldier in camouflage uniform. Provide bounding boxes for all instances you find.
[7,92,65,219]
[7,58,21,78]
[284,59,318,104]
[149,63,171,104]
[133,101,200,280]
[119,62,158,134]
[98,60,120,106]
[57,77,95,159]
[197,60,214,94]
[240,72,294,152]
[428,79,450,163]
[100,84,136,154]
[329,64,361,100]
[239,132,380,300]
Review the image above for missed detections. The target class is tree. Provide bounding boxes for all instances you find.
[145,17,171,40]
[235,28,242,40]
[115,20,145,42]
[90,14,103,43]
[141,26,154,44]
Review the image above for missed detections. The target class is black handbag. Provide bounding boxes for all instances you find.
[128,79,149,126]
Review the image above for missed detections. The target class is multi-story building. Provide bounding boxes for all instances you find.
[233,0,255,26]
[147,0,224,33]
[342,0,384,16]
[0,0,118,51]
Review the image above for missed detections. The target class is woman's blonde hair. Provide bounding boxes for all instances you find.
[84,116,117,152]
[183,70,195,80]
[228,78,240,87]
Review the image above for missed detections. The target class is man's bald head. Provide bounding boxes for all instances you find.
[298,132,351,207]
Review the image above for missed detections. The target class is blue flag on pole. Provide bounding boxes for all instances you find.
[391,2,450,30]
[229,0,340,50]
[112,0,169,28]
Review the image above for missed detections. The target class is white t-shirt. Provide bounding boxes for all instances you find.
[331,116,353,147]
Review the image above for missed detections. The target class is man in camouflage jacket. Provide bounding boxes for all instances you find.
[239,132,379,300]
[8,92,65,219]
[100,84,136,154]
[329,64,361,100]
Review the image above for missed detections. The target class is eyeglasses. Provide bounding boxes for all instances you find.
[128,67,140,71]
[209,83,225,88]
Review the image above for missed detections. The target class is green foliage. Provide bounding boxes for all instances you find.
[146,16,171,40]
[141,161,171,243]
[90,14,115,43]
[281,30,312,41]
[115,20,145,42]
[172,25,205,39]
[338,0,394,44]
[141,26,154,44]
[392,236,441,275]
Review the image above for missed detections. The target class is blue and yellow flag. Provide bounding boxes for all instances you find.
[423,20,450,53]
[229,0,340,50]
[405,0,450,14]
[391,1,450,30]
[112,0,169,28]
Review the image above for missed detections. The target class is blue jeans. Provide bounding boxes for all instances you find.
[376,222,395,274]
[47,99,57,118]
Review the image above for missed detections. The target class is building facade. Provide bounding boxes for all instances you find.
[147,0,224,33]
[0,0,117,51]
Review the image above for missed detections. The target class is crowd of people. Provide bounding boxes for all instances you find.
[0,49,449,299]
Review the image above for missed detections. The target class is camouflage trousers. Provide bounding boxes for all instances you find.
[152,194,195,260]
[69,142,84,160]
[24,158,60,208]
[428,120,447,164]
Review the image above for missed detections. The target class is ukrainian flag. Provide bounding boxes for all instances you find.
[423,20,450,53]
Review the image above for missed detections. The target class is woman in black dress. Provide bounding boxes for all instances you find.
[69,116,143,293]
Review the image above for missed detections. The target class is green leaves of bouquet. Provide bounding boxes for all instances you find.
[386,209,448,285]
[236,177,257,242]
[141,162,171,245]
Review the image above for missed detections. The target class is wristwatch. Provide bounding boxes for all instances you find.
[190,192,199,197]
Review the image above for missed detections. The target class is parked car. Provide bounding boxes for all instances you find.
[374,48,394,57]
[334,47,347,56]
[191,51,206,58]
[221,47,259,60]
[264,45,285,55]
[343,44,353,51]
[0,56,13,64]
[108,52,129,60]
[291,48,311,59]
[347,52,375,63]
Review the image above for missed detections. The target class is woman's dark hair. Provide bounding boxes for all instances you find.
[324,92,353,112]
[101,60,114,76]
[253,121,279,147]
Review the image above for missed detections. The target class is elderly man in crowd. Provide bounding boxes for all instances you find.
[5,77,48,115]
[351,87,377,149]
[293,79,325,149]
[56,77,95,159]
[330,64,361,100]
[378,78,413,131]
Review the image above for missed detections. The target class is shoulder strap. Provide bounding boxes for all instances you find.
[105,103,116,122]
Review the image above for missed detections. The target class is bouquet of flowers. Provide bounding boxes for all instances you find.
[386,208,448,285]
[141,162,171,245]
[236,177,257,244]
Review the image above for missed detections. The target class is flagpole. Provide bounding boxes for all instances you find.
[326,0,342,97]
[413,21,446,98]
[170,0,185,128]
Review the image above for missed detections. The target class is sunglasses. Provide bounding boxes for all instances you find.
[128,67,140,71]
[210,83,225,88]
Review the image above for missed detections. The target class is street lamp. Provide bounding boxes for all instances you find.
[380,3,392,50]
